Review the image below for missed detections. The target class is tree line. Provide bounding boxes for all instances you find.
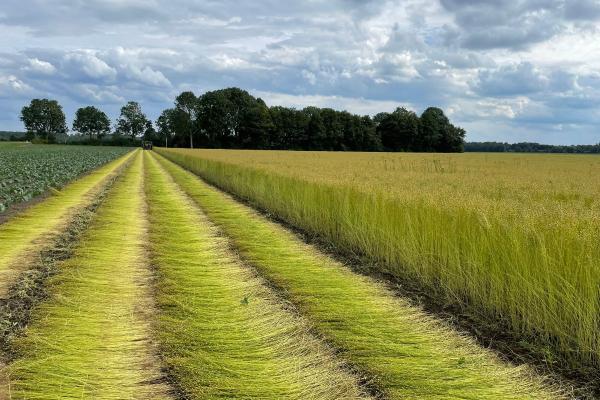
[19,99,155,146]
[465,141,600,153]
[0,131,25,141]
[18,88,466,152]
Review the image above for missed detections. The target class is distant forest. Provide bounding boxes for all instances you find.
[12,88,466,153]
[465,142,600,154]
[8,89,599,154]
[154,88,466,152]
[0,131,25,141]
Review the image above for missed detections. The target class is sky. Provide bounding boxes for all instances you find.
[0,0,599,144]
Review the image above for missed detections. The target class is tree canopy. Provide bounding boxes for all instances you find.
[160,88,466,152]
[20,99,68,143]
[377,107,420,152]
[73,106,111,140]
[115,101,149,140]
[156,108,177,147]
[465,141,600,153]
[18,88,467,152]
[174,91,198,148]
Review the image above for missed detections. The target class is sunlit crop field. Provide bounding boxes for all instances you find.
[0,143,130,212]
[157,148,600,372]
[2,146,594,398]
[1,149,565,399]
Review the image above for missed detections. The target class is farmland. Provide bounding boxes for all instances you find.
[0,142,130,212]
[155,148,600,388]
[1,146,576,399]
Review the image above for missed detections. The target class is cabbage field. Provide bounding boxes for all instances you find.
[0,143,130,212]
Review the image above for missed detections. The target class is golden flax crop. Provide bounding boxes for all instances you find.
[153,151,561,399]
[156,148,600,372]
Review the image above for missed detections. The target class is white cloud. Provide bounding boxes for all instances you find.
[183,15,242,27]
[23,58,56,75]
[124,65,171,87]
[301,69,317,85]
[64,52,117,80]
[0,74,31,95]
[0,0,598,143]
[252,90,411,116]
[73,84,125,104]
[210,54,254,69]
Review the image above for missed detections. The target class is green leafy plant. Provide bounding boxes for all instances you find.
[0,144,129,212]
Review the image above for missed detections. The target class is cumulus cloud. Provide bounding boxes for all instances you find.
[122,64,171,87]
[64,52,117,80]
[72,84,125,104]
[440,0,600,51]
[0,0,598,144]
[476,63,549,96]
[210,54,258,70]
[564,0,600,20]
[23,58,57,75]
[0,75,31,96]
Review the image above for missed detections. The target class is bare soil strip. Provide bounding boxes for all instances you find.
[153,151,563,400]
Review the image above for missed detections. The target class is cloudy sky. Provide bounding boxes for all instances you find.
[1,0,599,144]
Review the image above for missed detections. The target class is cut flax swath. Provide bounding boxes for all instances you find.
[0,151,135,297]
[5,152,171,399]
[144,151,368,399]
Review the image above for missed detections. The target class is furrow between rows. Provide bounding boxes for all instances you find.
[144,151,369,399]
[152,151,563,400]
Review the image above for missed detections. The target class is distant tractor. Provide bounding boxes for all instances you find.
[142,141,153,150]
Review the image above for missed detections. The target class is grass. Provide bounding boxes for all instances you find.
[3,151,170,399]
[155,148,600,372]
[144,151,368,399]
[0,151,134,296]
[152,151,561,399]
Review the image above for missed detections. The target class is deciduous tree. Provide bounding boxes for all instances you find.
[175,91,198,148]
[116,101,148,141]
[156,108,176,147]
[378,107,420,151]
[419,107,465,152]
[73,106,111,140]
[20,99,68,142]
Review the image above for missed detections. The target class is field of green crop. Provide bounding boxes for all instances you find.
[1,146,593,399]
[0,142,130,212]
[156,148,600,390]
